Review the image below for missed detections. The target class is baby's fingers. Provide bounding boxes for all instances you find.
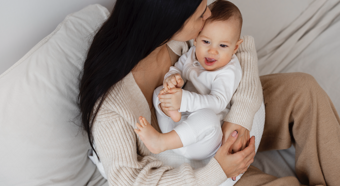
[163,82,169,92]
[170,78,177,86]
[159,89,166,95]
[175,75,183,87]
[167,82,175,89]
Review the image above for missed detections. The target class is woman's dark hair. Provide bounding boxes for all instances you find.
[78,0,202,156]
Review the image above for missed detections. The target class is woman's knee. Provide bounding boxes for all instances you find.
[291,72,318,88]
[261,72,320,96]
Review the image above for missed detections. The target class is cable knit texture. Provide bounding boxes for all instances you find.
[223,36,263,131]
[92,35,262,185]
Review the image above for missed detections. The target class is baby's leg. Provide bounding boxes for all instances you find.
[135,116,183,154]
[173,109,222,160]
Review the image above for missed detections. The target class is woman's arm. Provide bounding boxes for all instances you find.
[223,36,263,131]
[93,113,227,186]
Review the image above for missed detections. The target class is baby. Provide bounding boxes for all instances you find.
[135,0,244,160]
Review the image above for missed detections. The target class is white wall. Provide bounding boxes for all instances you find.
[0,0,116,75]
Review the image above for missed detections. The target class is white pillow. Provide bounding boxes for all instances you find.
[208,0,314,50]
[0,4,109,186]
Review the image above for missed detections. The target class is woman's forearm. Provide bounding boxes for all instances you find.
[223,35,263,131]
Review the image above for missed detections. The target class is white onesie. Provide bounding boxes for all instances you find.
[153,46,242,160]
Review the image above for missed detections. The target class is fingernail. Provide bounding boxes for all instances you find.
[232,130,238,137]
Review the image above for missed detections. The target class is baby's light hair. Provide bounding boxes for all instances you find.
[208,0,243,39]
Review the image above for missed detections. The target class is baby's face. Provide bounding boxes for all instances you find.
[194,19,242,71]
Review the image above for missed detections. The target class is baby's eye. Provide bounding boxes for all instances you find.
[220,44,228,48]
[202,40,210,44]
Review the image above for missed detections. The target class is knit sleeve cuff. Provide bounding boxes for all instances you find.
[224,100,259,131]
[194,157,227,186]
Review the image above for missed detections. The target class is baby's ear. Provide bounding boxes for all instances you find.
[233,39,243,54]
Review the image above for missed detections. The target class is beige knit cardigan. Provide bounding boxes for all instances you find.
[93,35,263,185]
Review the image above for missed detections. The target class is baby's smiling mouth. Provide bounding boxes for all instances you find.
[204,57,217,66]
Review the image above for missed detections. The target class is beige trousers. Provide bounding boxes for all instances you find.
[235,73,340,186]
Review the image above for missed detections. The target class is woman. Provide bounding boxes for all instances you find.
[79,0,340,185]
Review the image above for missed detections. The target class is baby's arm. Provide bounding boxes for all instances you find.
[158,50,190,122]
[180,68,242,114]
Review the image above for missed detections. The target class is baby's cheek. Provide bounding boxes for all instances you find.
[220,53,232,66]
[195,47,205,62]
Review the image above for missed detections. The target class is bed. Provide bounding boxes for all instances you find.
[1,0,339,185]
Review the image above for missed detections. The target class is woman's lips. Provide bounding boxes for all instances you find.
[204,57,216,66]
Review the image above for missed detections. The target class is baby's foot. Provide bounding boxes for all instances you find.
[167,110,181,122]
[159,103,181,122]
[134,116,166,154]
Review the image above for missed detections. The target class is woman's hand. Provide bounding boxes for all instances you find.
[214,130,255,180]
[163,74,184,92]
[222,122,250,153]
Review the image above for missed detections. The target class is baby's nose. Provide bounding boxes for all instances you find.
[208,48,218,55]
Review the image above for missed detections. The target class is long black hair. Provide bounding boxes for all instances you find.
[78,0,202,156]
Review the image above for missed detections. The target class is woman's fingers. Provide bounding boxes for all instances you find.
[243,150,255,168]
[245,154,255,167]
[231,139,243,153]
[220,130,239,153]
[232,137,247,153]
[244,136,255,154]
[233,136,255,162]
[241,139,246,151]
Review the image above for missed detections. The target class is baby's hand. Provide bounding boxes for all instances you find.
[163,74,184,92]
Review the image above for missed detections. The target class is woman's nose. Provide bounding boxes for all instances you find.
[203,6,212,20]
